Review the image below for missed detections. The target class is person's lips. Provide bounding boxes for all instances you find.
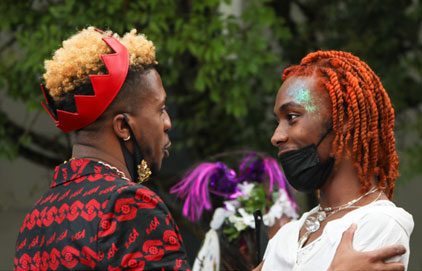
[278,148,296,157]
[164,141,171,157]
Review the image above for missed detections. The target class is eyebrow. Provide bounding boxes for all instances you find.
[276,102,303,113]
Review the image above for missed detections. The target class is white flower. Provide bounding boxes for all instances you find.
[238,182,255,196]
[228,215,248,231]
[224,200,239,212]
[208,186,299,234]
[210,207,234,230]
[237,208,255,228]
[262,189,299,227]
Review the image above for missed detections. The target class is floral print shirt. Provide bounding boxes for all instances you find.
[14,159,191,271]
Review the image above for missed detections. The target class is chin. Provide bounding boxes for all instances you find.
[150,160,162,174]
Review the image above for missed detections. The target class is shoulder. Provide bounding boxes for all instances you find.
[324,200,413,244]
[324,200,413,253]
[100,183,168,224]
[350,201,414,237]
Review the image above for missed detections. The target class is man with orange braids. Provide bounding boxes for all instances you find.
[261,50,414,270]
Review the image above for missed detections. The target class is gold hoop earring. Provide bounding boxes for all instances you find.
[124,135,131,141]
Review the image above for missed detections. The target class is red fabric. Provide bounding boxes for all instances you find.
[14,159,191,270]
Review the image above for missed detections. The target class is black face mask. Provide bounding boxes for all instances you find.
[279,128,334,193]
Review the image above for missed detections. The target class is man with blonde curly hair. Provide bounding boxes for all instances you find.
[14,27,190,270]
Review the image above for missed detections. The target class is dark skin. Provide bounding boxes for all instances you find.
[72,69,171,179]
[253,75,406,271]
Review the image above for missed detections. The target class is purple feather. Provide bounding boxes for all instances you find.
[170,162,237,222]
[171,152,298,222]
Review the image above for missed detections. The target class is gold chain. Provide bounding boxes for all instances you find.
[65,157,151,184]
[96,160,130,181]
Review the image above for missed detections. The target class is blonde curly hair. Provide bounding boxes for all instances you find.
[43,27,158,101]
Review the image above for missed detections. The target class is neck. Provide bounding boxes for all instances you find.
[72,141,131,181]
[318,158,374,208]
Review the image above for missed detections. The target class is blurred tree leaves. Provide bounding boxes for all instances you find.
[0,0,421,176]
[0,0,287,165]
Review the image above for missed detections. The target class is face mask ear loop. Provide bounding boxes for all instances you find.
[118,136,135,181]
[118,113,145,182]
[122,114,144,166]
[316,127,333,147]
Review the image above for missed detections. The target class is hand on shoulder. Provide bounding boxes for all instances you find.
[329,224,406,271]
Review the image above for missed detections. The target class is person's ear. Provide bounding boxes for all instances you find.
[112,114,130,141]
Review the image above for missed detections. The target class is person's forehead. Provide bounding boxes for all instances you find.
[140,70,166,104]
[274,75,330,115]
[279,76,316,96]
[276,76,316,106]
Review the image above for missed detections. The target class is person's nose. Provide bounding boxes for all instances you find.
[164,110,171,132]
[271,124,288,147]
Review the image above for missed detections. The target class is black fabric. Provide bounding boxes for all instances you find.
[119,137,136,182]
[279,128,334,192]
[280,144,335,192]
[253,210,269,265]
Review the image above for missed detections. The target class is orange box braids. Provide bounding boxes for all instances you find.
[283,51,398,199]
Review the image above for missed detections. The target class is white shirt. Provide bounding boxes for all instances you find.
[263,200,414,271]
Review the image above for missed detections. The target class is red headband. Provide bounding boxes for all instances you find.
[41,31,129,133]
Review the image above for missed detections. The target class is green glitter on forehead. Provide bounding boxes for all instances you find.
[286,80,316,112]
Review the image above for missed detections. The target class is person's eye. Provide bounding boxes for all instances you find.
[273,118,279,127]
[160,105,167,114]
[287,113,299,121]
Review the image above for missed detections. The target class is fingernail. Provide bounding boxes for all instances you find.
[395,246,406,254]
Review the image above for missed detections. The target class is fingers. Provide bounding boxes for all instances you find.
[371,245,406,262]
[344,223,357,242]
[376,262,405,271]
[338,223,357,250]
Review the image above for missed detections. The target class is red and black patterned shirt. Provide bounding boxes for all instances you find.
[14,159,191,271]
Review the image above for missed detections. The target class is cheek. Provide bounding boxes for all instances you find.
[141,117,161,136]
[292,120,320,144]
[295,126,308,140]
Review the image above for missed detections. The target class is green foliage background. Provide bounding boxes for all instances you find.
[0,0,421,175]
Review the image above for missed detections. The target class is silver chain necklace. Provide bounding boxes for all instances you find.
[298,187,381,248]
